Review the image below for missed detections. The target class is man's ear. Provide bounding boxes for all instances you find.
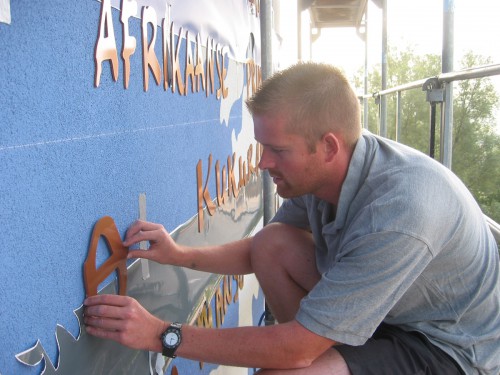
[321,133,340,162]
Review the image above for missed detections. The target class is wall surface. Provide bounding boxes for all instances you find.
[0,1,263,374]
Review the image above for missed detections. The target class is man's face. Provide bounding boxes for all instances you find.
[253,114,325,199]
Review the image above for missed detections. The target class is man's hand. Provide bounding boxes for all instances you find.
[124,220,183,265]
[84,294,168,352]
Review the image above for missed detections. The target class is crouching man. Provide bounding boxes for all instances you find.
[85,62,500,375]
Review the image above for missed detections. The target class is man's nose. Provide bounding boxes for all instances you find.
[258,148,274,170]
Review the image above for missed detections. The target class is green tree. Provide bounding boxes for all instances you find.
[355,46,442,153]
[452,53,500,221]
[355,47,500,223]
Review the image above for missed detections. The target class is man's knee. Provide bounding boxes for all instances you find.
[253,348,351,375]
[251,223,289,264]
[250,223,318,289]
[250,223,314,271]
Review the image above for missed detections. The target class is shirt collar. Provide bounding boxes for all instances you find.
[331,133,370,230]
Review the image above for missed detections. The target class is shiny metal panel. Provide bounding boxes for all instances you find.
[16,175,263,374]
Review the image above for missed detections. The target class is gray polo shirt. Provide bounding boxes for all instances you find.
[271,132,500,375]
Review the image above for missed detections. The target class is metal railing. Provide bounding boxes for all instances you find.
[360,63,500,242]
[363,63,500,163]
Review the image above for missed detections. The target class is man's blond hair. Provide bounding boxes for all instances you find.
[246,62,362,152]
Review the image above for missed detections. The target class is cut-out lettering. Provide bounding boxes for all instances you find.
[94,0,119,87]
[141,6,161,91]
[83,216,128,297]
[171,23,186,95]
[121,0,137,89]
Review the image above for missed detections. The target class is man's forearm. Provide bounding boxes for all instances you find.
[175,320,335,370]
[178,237,254,275]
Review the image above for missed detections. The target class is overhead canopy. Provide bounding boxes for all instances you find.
[302,0,368,29]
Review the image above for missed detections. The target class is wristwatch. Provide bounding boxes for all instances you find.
[160,322,182,358]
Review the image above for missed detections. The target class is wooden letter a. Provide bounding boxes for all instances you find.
[83,216,128,297]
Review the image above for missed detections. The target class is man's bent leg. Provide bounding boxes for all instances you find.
[335,324,465,375]
[256,323,464,375]
[250,223,321,323]
[255,348,351,375]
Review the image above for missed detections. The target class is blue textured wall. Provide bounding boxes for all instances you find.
[0,1,253,374]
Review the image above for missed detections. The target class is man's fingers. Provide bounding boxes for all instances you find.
[84,314,123,331]
[84,304,125,320]
[83,296,127,336]
[85,323,125,343]
[84,294,130,307]
[127,249,155,260]
[126,220,163,237]
[123,230,150,247]
[123,221,164,246]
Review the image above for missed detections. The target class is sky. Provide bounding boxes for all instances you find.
[282,0,500,74]
[278,0,500,130]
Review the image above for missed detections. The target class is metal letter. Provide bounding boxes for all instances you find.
[120,0,137,89]
[170,23,186,95]
[94,0,119,87]
[141,6,161,91]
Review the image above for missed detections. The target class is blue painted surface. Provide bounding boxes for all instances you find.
[170,275,265,375]
[0,1,254,374]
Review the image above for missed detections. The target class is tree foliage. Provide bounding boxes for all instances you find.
[354,47,500,223]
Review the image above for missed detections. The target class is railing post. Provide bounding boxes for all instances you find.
[374,92,381,135]
[380,0,388,137]
[429,102,437,158]
[260,0,276,228]
[260,0,277,327]
[363,4,369,130]
[395,91,402,142]
[441,0,455,168]
[423,77,444,159]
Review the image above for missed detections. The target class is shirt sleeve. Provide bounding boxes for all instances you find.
[270,197,311,230]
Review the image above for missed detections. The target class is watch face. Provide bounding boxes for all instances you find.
[164,332,179,347]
